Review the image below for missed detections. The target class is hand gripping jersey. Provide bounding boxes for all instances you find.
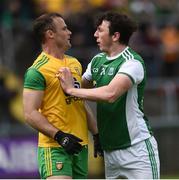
[83,47,153,150]
[24,52,88,147]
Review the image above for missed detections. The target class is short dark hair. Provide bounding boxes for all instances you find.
[33,13,63,43]
[95,11,137,45]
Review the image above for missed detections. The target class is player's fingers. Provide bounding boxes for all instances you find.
[59,67,69,72]
[71,135,83,142]
[55,72,62,78]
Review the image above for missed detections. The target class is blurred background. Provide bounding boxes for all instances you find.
[0,0,179,178]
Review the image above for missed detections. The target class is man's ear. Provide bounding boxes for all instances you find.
[45,29,54,39]
[112,32,120,42]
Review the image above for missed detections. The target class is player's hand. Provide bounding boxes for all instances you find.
[57,67,74,94]
[54,130,83,154]
[93,133,103,158]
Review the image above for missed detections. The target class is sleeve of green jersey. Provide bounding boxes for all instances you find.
[24,68,46,90]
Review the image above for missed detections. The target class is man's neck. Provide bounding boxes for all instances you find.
[42,44,65,59]
[107,44,127,57]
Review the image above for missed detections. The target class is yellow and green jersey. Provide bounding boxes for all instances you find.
[24,52,88,147]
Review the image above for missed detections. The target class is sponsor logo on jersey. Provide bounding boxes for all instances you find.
[64,77,82,104]
[92,68,98,73]
[108,67,114,75]
[73,77,80,89]
[99,65,108,75]
[65,96,82,104]
[100,67,106,75]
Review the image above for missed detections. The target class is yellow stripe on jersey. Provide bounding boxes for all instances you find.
[44,148,48,177]
[49,148,52,176]
[45,148,52,177]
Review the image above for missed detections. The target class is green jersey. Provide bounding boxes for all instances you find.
[83,47,153,150]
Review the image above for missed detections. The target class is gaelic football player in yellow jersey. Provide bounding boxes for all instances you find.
[23,13,103,179]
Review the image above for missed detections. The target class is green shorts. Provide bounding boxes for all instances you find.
[38,146,88,179]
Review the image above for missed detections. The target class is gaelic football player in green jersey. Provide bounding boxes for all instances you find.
[59,12,160,179]
[23,13,102,179]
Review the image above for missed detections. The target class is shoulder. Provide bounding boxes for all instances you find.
[91,52,106,61]
[118,48,146,84]
[25,67,43,77]
[65,54,82,67]
[24,68,46,90]
[65,55,80,63]
[126,47,145,67]
[32,53,50,70]
[65,55,83,76]
[90,53,106,67]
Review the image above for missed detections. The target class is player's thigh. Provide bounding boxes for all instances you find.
[104,136,160,179]
[124,136,160,179]
[72,145,88,179]
[38,147,72,179]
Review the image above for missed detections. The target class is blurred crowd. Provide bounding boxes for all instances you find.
[0,0,179,78]
[0,0,179,125]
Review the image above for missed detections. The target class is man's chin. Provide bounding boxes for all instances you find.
[98,46,104,51]
[65,44,71,51]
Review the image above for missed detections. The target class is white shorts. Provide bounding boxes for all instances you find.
[104,136,160,179]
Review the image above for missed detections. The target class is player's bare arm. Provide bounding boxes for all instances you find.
[84,101,103,157]
[59,67,132,103]
[84,102,98,134]
[23,89,59,138]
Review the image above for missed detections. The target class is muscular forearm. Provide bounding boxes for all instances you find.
[68,85,116,103]
[24,110,58,138]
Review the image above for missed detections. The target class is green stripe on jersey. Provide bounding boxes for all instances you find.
[33,55,49,69]
[145,139,159,179]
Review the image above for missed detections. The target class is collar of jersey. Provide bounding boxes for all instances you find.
[42,51,66,62]
[106,46,129,60]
